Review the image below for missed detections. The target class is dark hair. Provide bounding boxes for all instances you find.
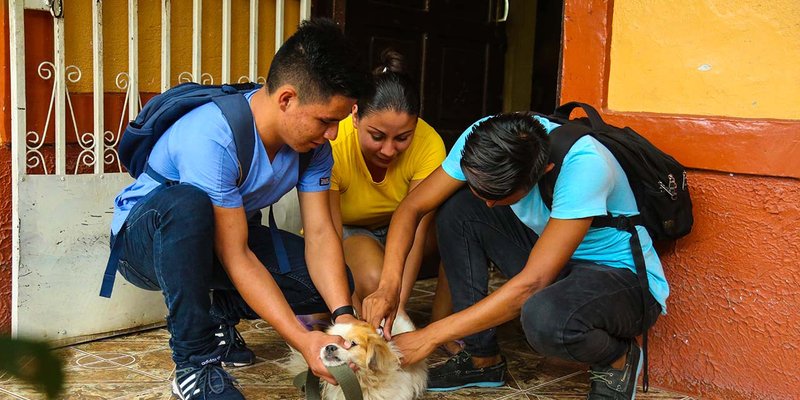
[356,49,420,118]
[460,113,550,200]
[267,18,368,103]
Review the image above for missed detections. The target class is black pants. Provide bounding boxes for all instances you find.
[436,188,661,366]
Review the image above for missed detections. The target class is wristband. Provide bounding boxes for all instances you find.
[330,305,356,323]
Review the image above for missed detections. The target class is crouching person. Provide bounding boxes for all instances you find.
[364,113,668,400]
[102,19,368,399]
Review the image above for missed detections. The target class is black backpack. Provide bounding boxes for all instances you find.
[536,102,693,392]
[537,102,693,241]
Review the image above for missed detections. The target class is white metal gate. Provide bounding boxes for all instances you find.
[10,0,310,346]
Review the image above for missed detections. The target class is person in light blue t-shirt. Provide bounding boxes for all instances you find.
[363,113,668,400]
[106,19,368,400]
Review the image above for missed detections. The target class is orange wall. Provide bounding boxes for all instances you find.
[653,172,799,399]
[562,1,800,398]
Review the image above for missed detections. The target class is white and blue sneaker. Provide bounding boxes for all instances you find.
[172,349,244,400]
[214,324,255,367]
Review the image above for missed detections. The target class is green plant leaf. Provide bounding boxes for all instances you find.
[0,336,64,399]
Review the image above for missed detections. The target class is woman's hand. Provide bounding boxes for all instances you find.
[393,328,438,366]
[362,283,400,339]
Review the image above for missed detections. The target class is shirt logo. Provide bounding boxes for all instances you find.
[319,177,330,186]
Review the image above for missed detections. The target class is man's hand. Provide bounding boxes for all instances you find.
[333,313,359,325]
[300,331,353,385]
[362,284,400,340]
[393,328,437,366]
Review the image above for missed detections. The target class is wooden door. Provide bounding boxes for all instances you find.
[331,0,507,147]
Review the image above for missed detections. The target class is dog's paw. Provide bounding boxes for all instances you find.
[320,343,348,366]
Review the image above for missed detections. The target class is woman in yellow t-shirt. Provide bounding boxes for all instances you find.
[330,50,460,353]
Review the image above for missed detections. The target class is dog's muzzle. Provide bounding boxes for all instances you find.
[322,343,345,365]
[324,344,338,356]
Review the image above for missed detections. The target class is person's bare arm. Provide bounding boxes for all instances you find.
[298,190,354,316]
[396,179,435,310]
[394,216,592,365]
[362,167,465,335]
[328,189,344,241]
[213,205,349,384]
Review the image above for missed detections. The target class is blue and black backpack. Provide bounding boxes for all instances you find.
[101,82,312,298]
[122,82,258,186]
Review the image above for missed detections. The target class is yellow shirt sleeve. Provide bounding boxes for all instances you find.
[407,118,446,181]
[331,116,356,192]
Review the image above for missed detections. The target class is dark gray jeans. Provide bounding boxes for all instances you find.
[436,188,661,366]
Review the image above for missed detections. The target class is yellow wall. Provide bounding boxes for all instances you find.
[64,0,301,93]
[607,0,800,120]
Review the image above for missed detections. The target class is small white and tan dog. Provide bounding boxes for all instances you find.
[285,315,427,400]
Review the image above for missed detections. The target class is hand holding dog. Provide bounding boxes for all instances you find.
[301,330,354,385]
[286,316,427,400]
[394,328,437,367]
[362,283,400,340]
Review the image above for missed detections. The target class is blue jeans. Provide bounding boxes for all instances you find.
[341,225,389,245]
[436,188,661,365]
[113,183,334,365]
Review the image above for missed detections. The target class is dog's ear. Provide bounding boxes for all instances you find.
[366,338,397,372]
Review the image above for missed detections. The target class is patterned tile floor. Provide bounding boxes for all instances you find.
[0,277,695,399]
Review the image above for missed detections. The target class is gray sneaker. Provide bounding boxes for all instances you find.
[587,341,642,400]
[427,351,507,392]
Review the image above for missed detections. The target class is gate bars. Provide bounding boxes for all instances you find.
[9,0,311,178]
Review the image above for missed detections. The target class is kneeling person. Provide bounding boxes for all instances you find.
[368,113,668,400]
[105,19,367,399]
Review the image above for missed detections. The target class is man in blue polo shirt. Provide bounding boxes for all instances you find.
[107,19,368,400]
[362,113,668,400]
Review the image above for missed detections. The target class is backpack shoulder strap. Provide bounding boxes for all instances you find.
[553,102,607,131]
[537,123,593,208]
[212,93,255,187]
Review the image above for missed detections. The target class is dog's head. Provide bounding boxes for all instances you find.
[320,321,400,373]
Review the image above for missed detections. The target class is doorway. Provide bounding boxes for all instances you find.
[313,0,564,144]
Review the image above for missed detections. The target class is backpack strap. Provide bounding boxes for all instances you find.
[100,233,122,298]
[264,151,316,276]
[593,215,651,392]
[552,102,607,131]
[541,115,653,391]
[537,123,593,209]
[268,205,292,274]
[212,91,255,187]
